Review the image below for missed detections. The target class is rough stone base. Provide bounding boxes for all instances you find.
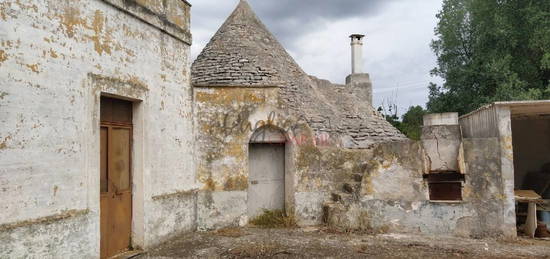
[0,212,97,259]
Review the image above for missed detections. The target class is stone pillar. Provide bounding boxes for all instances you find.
[350,34,364,74]
[346,34,372,106]
[345,74,372,106]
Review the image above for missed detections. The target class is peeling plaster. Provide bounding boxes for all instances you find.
[0,50,7,64]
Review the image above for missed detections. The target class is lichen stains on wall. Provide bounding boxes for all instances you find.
[324,137,512,238]
[0,136,11,150]
[361,141,427,201]
[0,50,8,64]
[195,87,285,192]
[57,7,86,38]
[89,10,112,56]
[294,141,368,193]
[25,63,40,73]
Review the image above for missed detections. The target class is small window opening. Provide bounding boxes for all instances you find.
[425,172,465,201]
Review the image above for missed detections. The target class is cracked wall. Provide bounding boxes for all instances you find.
[324,137,513,238]
[193,85,368,228]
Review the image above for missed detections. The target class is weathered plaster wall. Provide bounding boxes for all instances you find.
[194,87,289,229]
[325,139,513,238]
[193,86,363,228]
[459,105,516,237]
[0,0,194,257]
[421,124,461,173]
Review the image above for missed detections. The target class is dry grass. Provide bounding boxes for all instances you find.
[224,243,290,257]
[215,227,247,238]
[249,209,297,228]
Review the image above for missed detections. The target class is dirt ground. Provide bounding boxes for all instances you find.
[136,227,550,258]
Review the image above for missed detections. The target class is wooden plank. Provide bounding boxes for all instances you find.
[515,190,543,202]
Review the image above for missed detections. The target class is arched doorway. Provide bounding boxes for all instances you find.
[248,126,286,218]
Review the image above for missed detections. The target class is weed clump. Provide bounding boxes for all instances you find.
[249,209,296,228]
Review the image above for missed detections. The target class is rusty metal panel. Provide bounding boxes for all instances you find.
[100,97,133,258]
[107,191,132,256]
[110,128,131,191]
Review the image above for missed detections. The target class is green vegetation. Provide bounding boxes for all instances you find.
[249,209,297,228]
[383,0,549,137]
[428,0,550,115]
[381,105,427,140]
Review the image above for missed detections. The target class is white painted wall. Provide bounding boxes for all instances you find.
[0,0,195,257]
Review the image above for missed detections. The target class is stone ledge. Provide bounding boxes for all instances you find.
[102,0,192,45]
[152,189,198,201]
[0,209,89,232]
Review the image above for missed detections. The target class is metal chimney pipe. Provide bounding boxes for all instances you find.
[350,34,365,74]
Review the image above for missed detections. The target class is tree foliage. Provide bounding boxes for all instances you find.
[428,0,550,114]
[379,105,427,140]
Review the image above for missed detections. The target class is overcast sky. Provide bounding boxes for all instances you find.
[188,0,444,115]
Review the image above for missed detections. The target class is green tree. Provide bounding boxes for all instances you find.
[428,0,550,115]
[399,106,428,140]
[379,105,427,140]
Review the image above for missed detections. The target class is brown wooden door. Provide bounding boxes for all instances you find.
[100,97,133,259]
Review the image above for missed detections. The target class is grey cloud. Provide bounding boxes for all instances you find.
[247,0,393,47]
[189,0,395,50]
[189,0,443,114]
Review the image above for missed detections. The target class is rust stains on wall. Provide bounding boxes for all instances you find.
[58,7,86,38]
[25,63,40,73]
[89,10,112,56]
[0,136,11,150]
[0,50,7,64]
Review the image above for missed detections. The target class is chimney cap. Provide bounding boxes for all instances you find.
[350,34,365,40]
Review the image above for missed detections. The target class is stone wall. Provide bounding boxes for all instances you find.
[0,0,194,257]
[459,105,516,237]
[324,138,514,238]
[193,85,384,228]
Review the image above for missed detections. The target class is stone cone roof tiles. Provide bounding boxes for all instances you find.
[192,0,406,148]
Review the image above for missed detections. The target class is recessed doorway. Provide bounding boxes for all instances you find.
[248,127,286,218]
[100,96,133,258]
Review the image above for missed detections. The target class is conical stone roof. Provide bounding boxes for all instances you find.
[192,0,285,87]
[192,0,406,148]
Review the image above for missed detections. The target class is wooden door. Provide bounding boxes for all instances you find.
[247,143,285,218]
[100,97,133,259]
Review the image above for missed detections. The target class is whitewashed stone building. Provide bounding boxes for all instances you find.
[0,0,196,258]
[1,0,537,258]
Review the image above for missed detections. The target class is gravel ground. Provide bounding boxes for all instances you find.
[136,227,550,258]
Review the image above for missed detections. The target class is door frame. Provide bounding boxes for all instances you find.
[99,97,135,258]
[248,126,294,216]
[247,142,286,217]
[92,91,146,254]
